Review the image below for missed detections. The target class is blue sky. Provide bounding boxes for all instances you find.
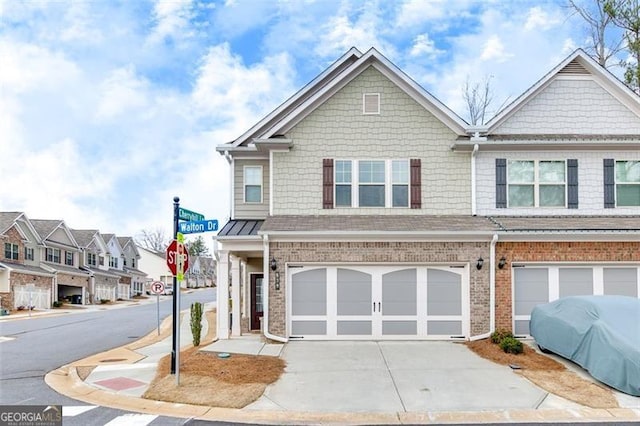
[0,0,626,246]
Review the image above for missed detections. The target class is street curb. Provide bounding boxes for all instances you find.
[44,363,640,425]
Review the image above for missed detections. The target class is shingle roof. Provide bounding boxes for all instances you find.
[43,262,90,276]
[0,262,53,276]
[0,212,23,234]
[101,233,115,243]
[70,229,98,248]
[218,220,264,237]
[489,216,640,232]
[260,215,498,233]
[31,219,62,239]
[117,237,131,248]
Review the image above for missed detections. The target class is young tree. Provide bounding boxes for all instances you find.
[135,228,170,252]
[604,0,640,92]
[186,235,210,256]
[462,75,509,125]
[567,0,624,67]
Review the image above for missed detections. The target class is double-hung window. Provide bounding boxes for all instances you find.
[333,159,410,208]
[4,243,18,260]
[616,160,640,206]
[359,160,386,207]
[508,160,566,207]
[244,166,262,203]
[25,247,34,261]
[87,252,97,266]
[391,160,409,207]
[46,248,61,263]
[335,160,352,207]
[109,256,118,268]
[65,251,74,266]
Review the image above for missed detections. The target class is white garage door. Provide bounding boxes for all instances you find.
[14,285,51,310]
[513,265,640,335]
[289,265,469,340]
[95,284,116,302]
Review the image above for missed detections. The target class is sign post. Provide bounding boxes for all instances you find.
[150,281,165,335]
[170,197,180,380]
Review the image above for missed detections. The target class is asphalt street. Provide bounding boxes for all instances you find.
[0,287,219,425]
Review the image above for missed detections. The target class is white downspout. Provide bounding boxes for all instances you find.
[489,233,498,334]
[470,233,498,341]
[262,235,287,343]
[471,143,479,216]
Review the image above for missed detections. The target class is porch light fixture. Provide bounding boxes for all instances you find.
[476,257,484,270]
[498,256,507,269]
[270,257,278,271]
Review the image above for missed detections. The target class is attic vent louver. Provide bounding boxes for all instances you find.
[363,93,380,114]
[559,59,589,75]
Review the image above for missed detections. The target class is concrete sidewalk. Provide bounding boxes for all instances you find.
[45,309,640,425]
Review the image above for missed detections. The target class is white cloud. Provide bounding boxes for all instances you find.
[480,35,512,62]
[95,65,150,120]
[59,2,104,43]
[395,0,475,28]
[192,43,296,131]
[315,3,396,59]
[524,6,561,32]
[147,0,195,45]
[410,33,444,58]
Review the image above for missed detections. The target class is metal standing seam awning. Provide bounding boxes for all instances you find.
[217,220,264,237]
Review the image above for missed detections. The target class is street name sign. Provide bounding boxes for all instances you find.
[178,219,219,234]
[166,240,189,276]
[178,208,204,222]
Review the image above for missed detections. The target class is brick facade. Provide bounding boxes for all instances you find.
[1,226,25,265]
[268,241,491,337]
[495,241,640,330]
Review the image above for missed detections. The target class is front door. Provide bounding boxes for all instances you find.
[251,274,264,330]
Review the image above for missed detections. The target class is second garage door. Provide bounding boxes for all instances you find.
[289,265,469,340]
[513,265,640,335]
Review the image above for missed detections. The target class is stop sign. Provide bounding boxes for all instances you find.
[166,240,189,275]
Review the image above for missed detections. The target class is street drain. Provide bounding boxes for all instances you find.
[100,358,126,363]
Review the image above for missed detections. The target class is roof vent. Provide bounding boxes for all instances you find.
[559,59,589,75]
[363,93,380,115]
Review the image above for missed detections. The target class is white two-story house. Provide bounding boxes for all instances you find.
[118,237,146,296]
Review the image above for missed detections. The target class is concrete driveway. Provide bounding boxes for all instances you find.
[247,341,546,413]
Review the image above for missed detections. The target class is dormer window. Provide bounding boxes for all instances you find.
[363,93,380,115]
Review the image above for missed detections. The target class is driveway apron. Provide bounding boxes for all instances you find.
[247,341,546,413]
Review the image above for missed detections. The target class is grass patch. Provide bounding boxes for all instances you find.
[466,339,618,409]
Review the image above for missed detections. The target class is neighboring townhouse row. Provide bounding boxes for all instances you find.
[214,48,640,342]
[0,212,147,310]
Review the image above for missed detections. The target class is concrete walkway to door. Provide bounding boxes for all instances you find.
[246,341,547,413]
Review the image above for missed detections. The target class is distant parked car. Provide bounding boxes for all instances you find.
[530,295,640,396]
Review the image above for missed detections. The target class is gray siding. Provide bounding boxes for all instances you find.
[273,66,470,215]
[234,159,269,219]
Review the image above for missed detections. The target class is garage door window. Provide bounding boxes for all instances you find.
[514,268,549,335]
[559,268,593,298]
[604,268,638,297]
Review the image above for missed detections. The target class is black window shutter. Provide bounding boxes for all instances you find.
[496,158,507,208]
[603,159,615,208]
[323,159,334,209]
[410,159,421,209]
[567,159,578,209]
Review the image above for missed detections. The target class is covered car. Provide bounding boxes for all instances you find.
[530,295,640,396]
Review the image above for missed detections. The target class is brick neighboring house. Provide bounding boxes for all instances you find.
[71,229,120,303]
[30,219,90,305]
[215,47,640,342]
[0,212,55,310]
